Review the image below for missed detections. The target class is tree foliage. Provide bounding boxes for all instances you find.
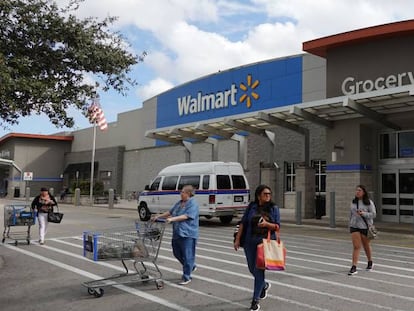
[0,0,144,128]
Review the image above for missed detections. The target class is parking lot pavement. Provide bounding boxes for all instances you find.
[3,197,413,248]
[1,197,414,311]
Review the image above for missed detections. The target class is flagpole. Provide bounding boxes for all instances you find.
[90,121,97,206]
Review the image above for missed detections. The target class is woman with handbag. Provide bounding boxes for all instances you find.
[31,187,57,245]
[234,184,280,311]
[348,184,376,275]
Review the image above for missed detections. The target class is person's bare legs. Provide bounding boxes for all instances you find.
[351,231,362,265]
[348,231,362,275]
[361,235,372,262]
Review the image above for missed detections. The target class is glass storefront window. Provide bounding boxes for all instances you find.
[382,173,396,193]
[380,131,414,159]
[380,133,396,159]
[311,160,326,193]
[399,172,414,194]
[398,132,414,158]
[285,162,295,192]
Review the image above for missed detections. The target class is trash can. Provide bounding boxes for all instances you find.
[14,187,20,198]
[315,195,326,219]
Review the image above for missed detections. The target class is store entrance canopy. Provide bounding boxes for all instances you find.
[0,158,22,174]
[146,85,414,145]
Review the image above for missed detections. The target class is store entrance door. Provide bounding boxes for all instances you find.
[380,168,414,223]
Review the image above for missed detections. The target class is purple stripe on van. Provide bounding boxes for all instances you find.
[139,189,249,196]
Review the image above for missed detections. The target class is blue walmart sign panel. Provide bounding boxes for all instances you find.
[156,56,303,128]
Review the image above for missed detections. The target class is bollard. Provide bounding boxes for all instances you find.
[75,188,81,207]
[108,189,114,209]
[25,186,30,204]
[296,191,302,225]
[330,192,336,228]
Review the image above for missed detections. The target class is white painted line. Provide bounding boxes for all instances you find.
[52,238,330,311]
[286,249,414,275]
[54,237,409,311]
[1,243,190,311]
[284,242,414,263]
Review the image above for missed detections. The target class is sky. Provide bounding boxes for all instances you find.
[2,0,414,137]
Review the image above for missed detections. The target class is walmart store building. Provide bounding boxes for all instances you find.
[2,20,414,224]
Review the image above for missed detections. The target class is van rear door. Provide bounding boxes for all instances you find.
[231,174,249,211]
[215,174,232,210]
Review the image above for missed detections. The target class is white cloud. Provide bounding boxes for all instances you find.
[136,78,174,101]
[4,0,414,136]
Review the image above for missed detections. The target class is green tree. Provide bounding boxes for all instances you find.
[0,0,145,128]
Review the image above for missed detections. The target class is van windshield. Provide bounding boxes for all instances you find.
[149,177,161,190]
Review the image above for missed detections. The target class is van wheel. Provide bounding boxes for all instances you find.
[138,203,151,221]
[219,215,233,224]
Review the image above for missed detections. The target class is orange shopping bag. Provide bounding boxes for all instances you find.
[256,242,265,269]
[257,230,286,270]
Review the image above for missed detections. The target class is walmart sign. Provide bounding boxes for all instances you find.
[177,74,260,116]
[178,84,238,116]
[156,56,303,128]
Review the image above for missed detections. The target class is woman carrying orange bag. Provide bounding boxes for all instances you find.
[234,184,280,311]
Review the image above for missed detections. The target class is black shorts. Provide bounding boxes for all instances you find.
[350,227,368,236]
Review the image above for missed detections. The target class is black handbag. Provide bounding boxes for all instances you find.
[48,206,64,223]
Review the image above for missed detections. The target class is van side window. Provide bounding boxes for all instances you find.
[217,175,231,189]
[202,175,210,189]
[178,175,200,189]
[162,176,178,190]
[149,177,161,190]
[232,175,246,189]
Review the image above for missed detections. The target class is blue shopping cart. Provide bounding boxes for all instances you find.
[2,204,36,245]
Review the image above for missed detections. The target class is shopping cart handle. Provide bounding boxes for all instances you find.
[154,218,167,223]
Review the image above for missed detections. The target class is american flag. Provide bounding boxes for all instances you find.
[88,100,108,131]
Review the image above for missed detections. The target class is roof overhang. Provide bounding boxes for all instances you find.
[0,133,74,144]
[0,158,22,174]
[145,85,414,144]
[303,20,414,58]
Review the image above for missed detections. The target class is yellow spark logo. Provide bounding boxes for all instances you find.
[239,74,260,108]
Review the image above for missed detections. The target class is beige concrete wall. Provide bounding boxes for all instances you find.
[296,166,316,218]
[302,54,326,101]
[71,98,157,152]
[326,171,373,219]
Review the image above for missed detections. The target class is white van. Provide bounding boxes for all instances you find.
[137,162,250,224]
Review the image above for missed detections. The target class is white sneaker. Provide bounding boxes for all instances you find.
[178,279,191,285]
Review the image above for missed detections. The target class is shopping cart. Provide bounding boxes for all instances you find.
[2,204,36,245]
[82,220,166,298]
